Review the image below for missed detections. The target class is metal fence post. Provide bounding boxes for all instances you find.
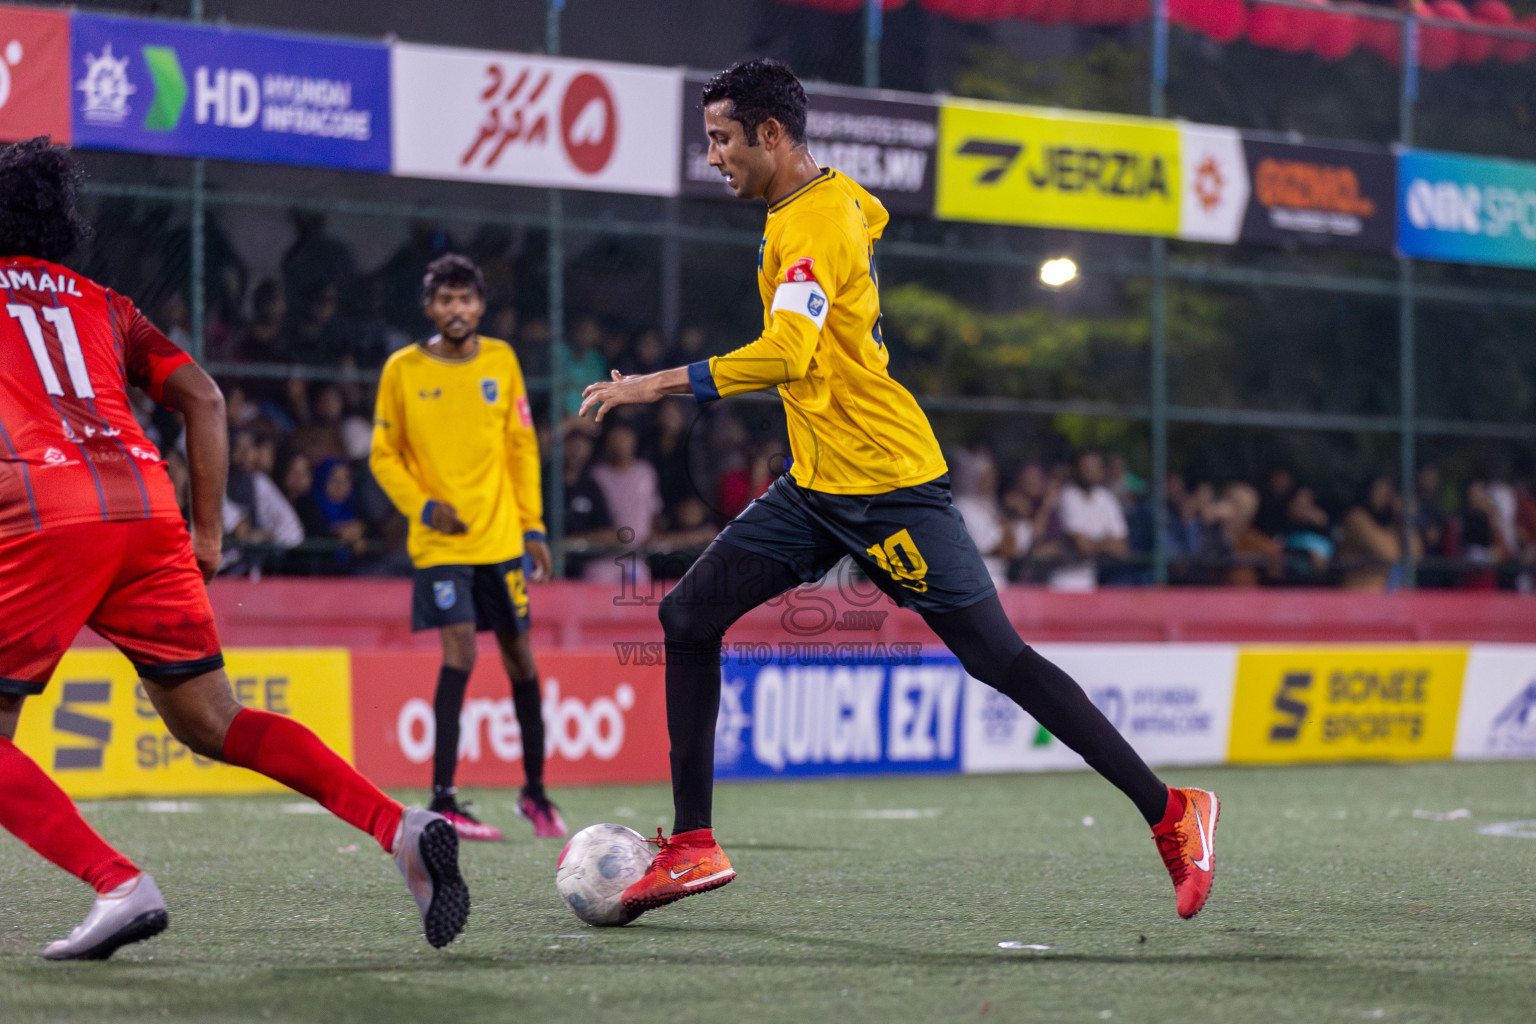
[865,0,883,90]
[1399,12,1419,588]
[1149,0,1170,585]
[547,0,567,577]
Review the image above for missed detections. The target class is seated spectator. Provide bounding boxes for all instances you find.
[311,458,372,567]
[231,278,290,364]
[587,422,663,589]
[1280,485,1333,584]
[1255,466,1297,540]
[1338,475,1417,592]
[280,452,333,540]
[561,316,609,416]
[718,440,777,521]
[558,429,615,579]
[1052,450,1128,591]
[226,429,304,550]
[951,444,1017,591]
[1414,464,1456,588]
[287,382,348,464]
[649,496,722,580]
[644,399,696,514]
[1449,479,1509,590]
[1002,460,1061,580]
[1164,474,1219,581]
[1217,482,1283,587]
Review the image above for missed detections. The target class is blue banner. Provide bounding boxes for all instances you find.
[712,650,965,780]
[1397,149,1536,270]
[70,14,389,172]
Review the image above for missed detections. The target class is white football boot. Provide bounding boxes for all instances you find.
[393,807,470,948]
[43,873,168,961]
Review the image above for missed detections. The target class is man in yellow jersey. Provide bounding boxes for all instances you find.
[580,60,1219,921]
[372,254,566,841]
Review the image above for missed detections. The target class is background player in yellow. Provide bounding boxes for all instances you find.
[579,59,1218,921]
[371,254,565,840]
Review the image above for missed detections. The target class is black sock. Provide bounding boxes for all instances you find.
[1001,647,1169,826]
[925,598,1169,827]
[432,665,471,793]
[663,638,723,833]
[512,678,546,797]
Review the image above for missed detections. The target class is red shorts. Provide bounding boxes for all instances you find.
[0,518,223,694]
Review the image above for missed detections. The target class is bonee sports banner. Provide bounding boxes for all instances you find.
[69,13,390,171]
[391,44,681,196]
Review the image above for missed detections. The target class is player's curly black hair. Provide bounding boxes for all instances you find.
[421,253,485,303]
[701,58,807,147]
[0,136,93,263]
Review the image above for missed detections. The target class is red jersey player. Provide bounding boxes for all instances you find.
[0,137,469,959]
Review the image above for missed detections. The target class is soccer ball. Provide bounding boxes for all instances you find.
[556,823,655,926]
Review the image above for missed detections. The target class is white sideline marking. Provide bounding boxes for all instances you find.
[1478,820,1536,839]
[852,808,941,820]
[138,801,200,813]
[1413,808,1471,821]
[998,942,1051,951]
[282,802,329,815]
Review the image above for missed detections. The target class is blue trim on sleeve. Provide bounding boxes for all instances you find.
[687,360,722,404]
[421,500,439,527]
[524,530,547,545]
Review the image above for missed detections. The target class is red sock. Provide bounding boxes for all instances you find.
[1154,787,1186,832]
[671,827,715,846]
[0,737,139,893]
[222,709,403,853]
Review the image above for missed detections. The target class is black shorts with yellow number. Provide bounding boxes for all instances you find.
[411,558,531,634]
[716,473,995,616]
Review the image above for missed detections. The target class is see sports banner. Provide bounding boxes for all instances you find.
[681,74,939,217]
[0,5,72,145]
[69,13,390,171]
[1396,148,1536,270]
[14,649,353,799]
[936,99,1182,236]
[391,44,681,196]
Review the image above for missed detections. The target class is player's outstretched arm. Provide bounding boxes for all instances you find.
[579,367,692,422]
[161,363,228,580]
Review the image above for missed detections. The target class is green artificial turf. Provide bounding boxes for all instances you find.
[2,763,1535,1023]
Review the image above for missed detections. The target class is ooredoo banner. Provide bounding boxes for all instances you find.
[16,649,353,799]
[1241,138,1396,252]
[391,44,680,196]
[681,75,938,217]
[936,99,1181,236]
[1397,148,1536,270]
[349,650,669,788]
[962,644,1237,774]
[69,13,390,171]
[0,5,71,145]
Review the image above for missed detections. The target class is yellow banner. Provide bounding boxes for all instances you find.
[1228,647,1468,764]
[936,100,1181,235]
[12,649,353,798]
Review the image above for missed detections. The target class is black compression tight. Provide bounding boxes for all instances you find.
[658,540,1169,834]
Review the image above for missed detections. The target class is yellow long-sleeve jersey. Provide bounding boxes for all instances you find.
[687,169,947,495]
[371,337,545,568]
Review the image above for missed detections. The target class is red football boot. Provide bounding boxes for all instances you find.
[1152,787,1220,919]
[620,828,735,914]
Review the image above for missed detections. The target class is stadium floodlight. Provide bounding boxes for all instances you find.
[1039,257,1078,287]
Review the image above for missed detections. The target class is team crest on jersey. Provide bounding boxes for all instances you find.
[481,378,499,404]
[433,581,457,610]
[807,293,826,317]
[785,257,817,283]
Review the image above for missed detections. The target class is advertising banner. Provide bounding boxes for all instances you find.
[0,5,71,144]
[70,14,390,171]
[350,650,669,789]
[1397,149,1536,270]
[1241,139,1396,252]
[936,99,1181,236]
[1454,645,1536,760]
[962,644,1236,774]
[16,649,353,799]
[713,651,964,780]
[681,75,938,217]
[391,44,680,196]
[1228,646,1468,764]
[1177,124,1248,245]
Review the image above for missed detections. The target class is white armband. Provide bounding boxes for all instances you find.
[770,280,830,330]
